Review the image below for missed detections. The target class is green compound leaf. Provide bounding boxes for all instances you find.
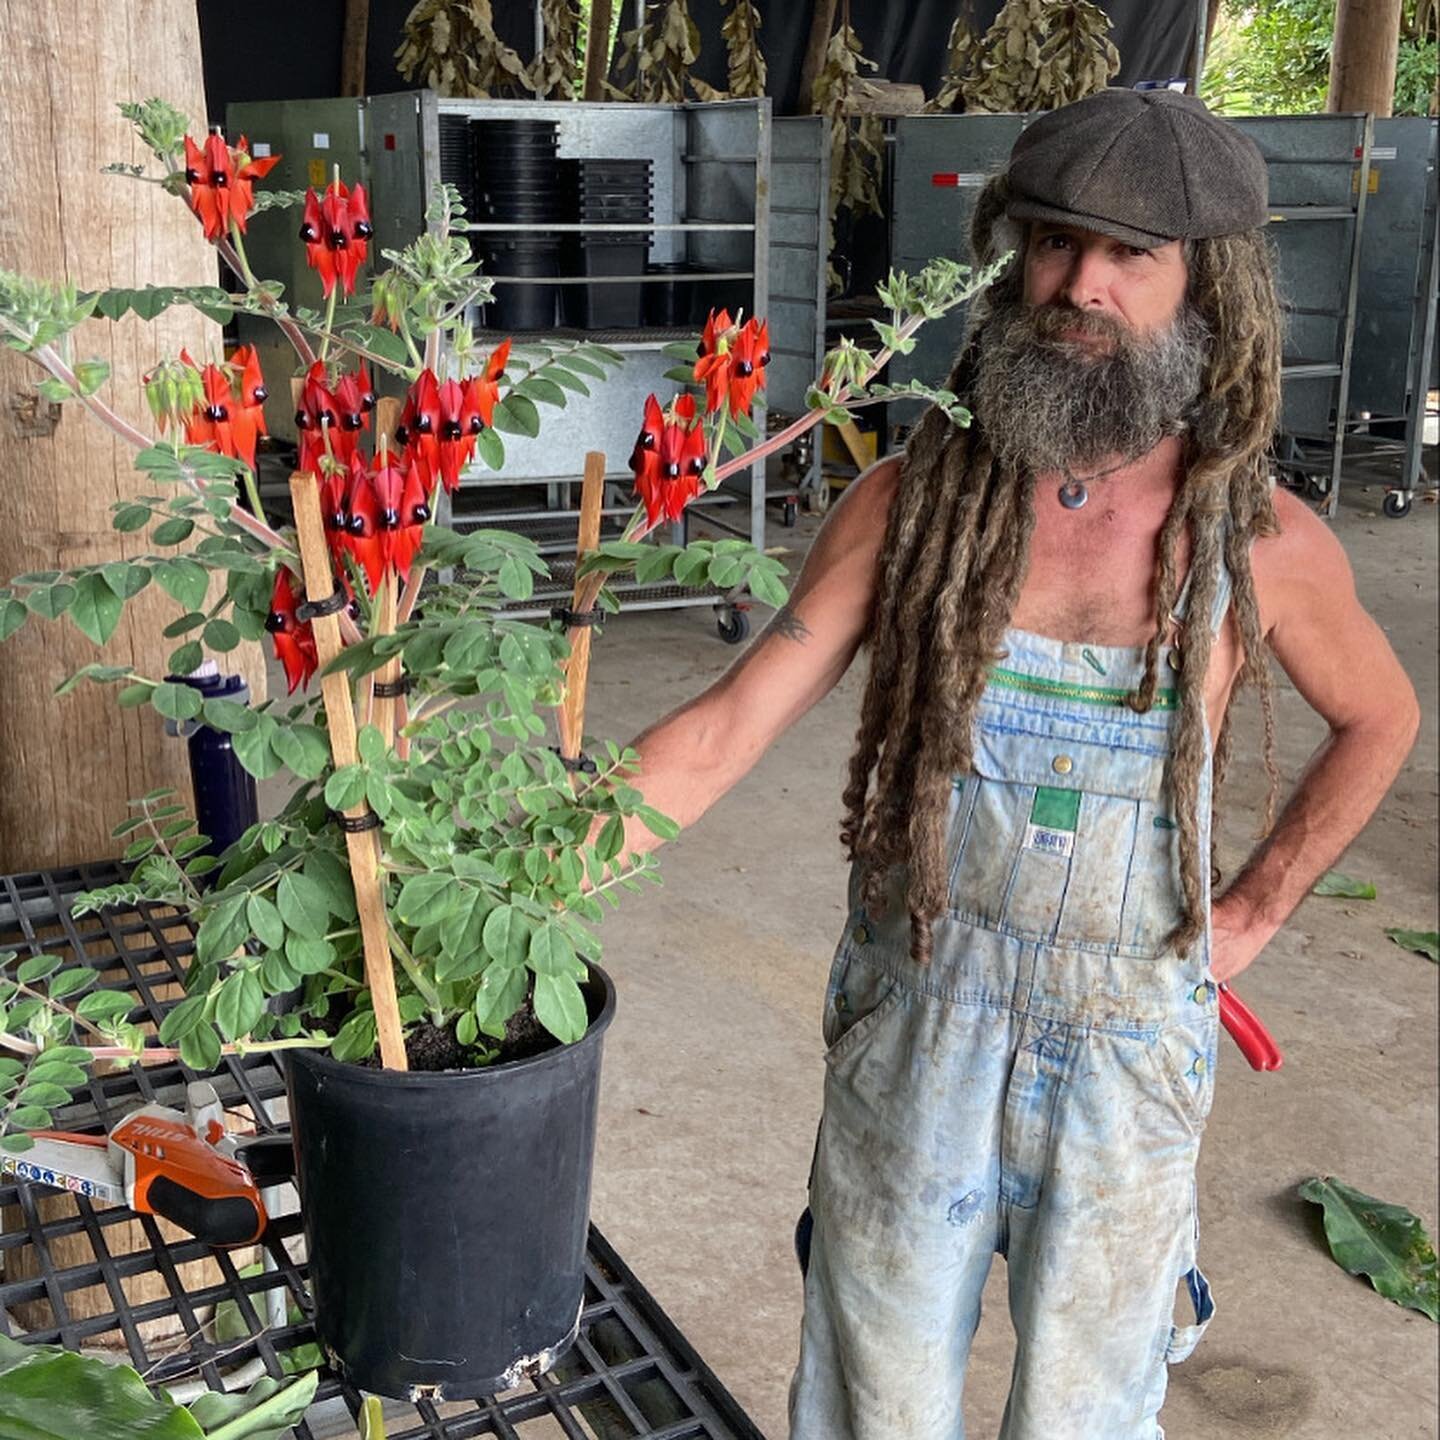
[1311,871,1377,900]
[1384,928,1439,964]
[1299,1177,1438,1321]
[68,572,124,646]
[532,972,589,1045]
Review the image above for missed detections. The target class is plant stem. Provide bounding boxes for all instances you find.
[212,235,317,369]
[388,924,445,1025]
[317,280,339,364]
[16,337,293,557]
[240,465,271,531]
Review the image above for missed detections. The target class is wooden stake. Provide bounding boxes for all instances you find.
[559,452,607,760]
[289,471,408,1071]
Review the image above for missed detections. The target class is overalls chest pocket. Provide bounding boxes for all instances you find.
[947,721,1182,953]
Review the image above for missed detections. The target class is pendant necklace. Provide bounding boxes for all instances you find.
[1057,453,1140,510]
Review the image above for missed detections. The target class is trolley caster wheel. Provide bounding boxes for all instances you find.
[804,482,832,517]
[716,608,750,645]
[1382,490,1412,519]
[782,498,799,528]
[1303,476,1331,502]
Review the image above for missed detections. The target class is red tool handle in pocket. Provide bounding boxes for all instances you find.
[1218,983,1283,1071]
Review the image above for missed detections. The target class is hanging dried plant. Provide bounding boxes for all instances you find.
[813,2,884,288]
[395,0,534,99]
[530,0,583,100]
[721,0,767,99]
[957,0,1120,114]
[928,13,984,113]
[611,0,724,102]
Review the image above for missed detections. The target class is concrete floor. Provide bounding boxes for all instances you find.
[262,475,1438,1438]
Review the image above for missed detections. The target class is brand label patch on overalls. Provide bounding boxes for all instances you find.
[1024,786,1080,858]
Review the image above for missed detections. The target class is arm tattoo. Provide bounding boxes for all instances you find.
[765,603,812,644]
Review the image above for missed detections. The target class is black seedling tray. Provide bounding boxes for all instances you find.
[0,863,768,1440]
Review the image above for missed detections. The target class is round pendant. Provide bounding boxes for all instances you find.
[1058,478,1089,509]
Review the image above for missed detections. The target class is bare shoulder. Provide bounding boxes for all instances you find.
[1250,486,1358,633]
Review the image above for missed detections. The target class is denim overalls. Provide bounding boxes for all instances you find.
[789,563,1231,1440]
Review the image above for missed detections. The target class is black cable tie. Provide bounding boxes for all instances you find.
[295,589,348,623]
[550,746,598,776]
[550,605,602,629]
[372,676,413,698]
[329,808,381,833]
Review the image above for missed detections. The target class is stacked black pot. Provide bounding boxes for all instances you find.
[472,119,572,331]
[437,115,478,225]
[557,157,653,329]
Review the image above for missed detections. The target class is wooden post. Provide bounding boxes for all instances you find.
[0,0,267,872]
[559,452,607,761]
[583,0,616,101]
[340,0,370,98]
[800,0,840,111]
[1328,0,1403,117]
[289,472,408,1071]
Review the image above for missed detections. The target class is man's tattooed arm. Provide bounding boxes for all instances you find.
[764,603,812,643]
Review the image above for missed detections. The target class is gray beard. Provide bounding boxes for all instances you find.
[972,298,1211,477]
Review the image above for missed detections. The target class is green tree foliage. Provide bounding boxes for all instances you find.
[1204,0,1438,117]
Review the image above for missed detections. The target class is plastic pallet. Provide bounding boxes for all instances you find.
[0,864,768,1440]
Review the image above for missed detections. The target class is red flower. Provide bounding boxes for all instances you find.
[180,346,268,471]
[265,569,318,694]
[629,393,706,527]
[692,308,735,416]
[333,366,375,445]
[693,310,769,418]
[183,132,280,241]
[343,454,387,593]
[395,369,442,489]
[726,318,770,418]
[294,362,366,476]
[464,338,511,434]
[300,179,373,298]
[371,453,429,582]
[318,464,350,570]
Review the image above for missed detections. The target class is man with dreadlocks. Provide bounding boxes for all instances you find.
[614,90,1419,1436]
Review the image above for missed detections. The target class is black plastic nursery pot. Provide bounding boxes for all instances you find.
[284,965,617,1402]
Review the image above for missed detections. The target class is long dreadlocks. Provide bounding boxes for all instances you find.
[841,176,1284,964]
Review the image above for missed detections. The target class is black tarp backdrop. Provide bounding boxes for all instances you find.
[198,1,1199,124]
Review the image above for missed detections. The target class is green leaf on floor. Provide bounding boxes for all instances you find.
[1311,871,1376,900]
[1298,1176,1439,1322]
[0,1333,201,1438]
[1383,928,1439,963]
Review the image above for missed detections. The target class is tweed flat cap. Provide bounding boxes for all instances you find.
[1006,88,1269,249]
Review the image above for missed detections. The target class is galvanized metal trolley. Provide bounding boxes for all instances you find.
[230,92,828,642]
[0,863,766,1440]
[880,111,1440,519]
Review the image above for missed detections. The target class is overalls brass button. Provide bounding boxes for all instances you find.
[1191,1056,1208,1076]
[834,992,848,1012]
[1052,755,1073,775]
[1192,984,1209,1005]
[852,923,870,945]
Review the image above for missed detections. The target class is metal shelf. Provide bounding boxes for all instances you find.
[0,863,766,1440]
[467,222,756,233]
